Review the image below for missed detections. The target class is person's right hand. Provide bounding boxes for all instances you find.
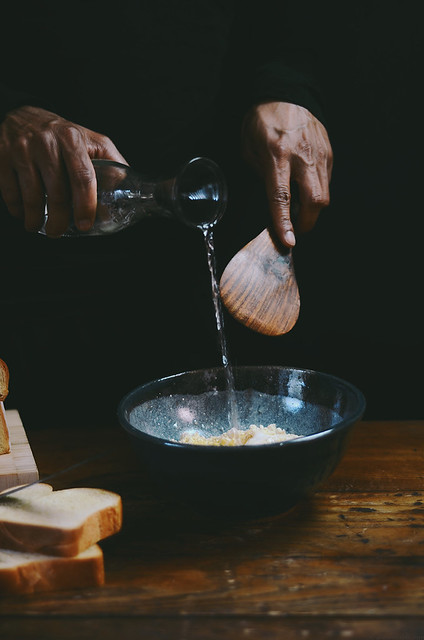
[0,106,127,237]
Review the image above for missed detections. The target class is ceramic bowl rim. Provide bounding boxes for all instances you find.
[117,365,366,452]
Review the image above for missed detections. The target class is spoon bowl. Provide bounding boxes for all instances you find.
[219,228,300,336]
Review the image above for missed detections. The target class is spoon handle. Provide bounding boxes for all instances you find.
[219,228,300,336]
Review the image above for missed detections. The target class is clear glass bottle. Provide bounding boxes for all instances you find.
[39,156,227,237]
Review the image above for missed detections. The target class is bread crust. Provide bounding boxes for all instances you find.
[0,402,10,455]
[0,544,105,595]
[0,359,9,402]
[0,360,10,455]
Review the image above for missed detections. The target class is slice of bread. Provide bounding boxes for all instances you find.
[0,483,122,556]
[0,544,104,595]
[0,360,10,455]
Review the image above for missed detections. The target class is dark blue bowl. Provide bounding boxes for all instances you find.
[118,366,366,518]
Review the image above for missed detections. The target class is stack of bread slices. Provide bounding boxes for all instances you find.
[0,482,123,595]
[0,359,123,595]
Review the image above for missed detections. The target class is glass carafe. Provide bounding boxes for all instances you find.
[39,156,227,237]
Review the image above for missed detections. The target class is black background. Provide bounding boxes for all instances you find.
[1,1,422,427]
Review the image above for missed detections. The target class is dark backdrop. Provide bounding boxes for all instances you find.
[219,2,423,420]
[1,1,422,426]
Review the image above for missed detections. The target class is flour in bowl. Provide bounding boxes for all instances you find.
[179,423,300,446]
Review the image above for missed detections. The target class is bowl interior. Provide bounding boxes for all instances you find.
[120,366,365,445]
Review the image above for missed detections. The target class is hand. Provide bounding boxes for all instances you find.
[0,106,127,237]
[242,102,333,247]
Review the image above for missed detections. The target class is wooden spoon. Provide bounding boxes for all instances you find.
[219,228,300,336]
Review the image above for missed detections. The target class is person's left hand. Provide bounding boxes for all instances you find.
[242,101,333,247]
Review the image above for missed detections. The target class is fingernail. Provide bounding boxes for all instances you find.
[285,230,296,246]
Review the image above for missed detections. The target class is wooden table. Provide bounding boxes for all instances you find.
[0,414,423,639]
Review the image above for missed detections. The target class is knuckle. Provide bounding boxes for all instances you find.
[270,140,289,160]
[271,186,291,207]
[57,122,82,144]
[72,164,96,187]
[296,141,331,169]
[316,146,327,164]
[99,134,114,151]
[36,128,58,152]
[13,129,56,160]
[12,135,31,159]
[299,140,313,161]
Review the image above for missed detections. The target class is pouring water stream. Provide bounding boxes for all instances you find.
[202,226,239,430]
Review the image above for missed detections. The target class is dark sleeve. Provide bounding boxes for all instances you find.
[225,0,335,128]
[247,58,327,126]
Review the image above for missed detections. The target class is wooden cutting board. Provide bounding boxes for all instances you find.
[0,409,39,492]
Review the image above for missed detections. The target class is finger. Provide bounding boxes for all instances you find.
[30,133,75,237]
[40,158,73,238]
[13,158,46,233]
[264,161,296,247]
[59,127,97,232]
[0,165,24,219]
[295,167,330,234]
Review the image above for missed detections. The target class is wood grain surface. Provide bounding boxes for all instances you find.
[0,414,423,639]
